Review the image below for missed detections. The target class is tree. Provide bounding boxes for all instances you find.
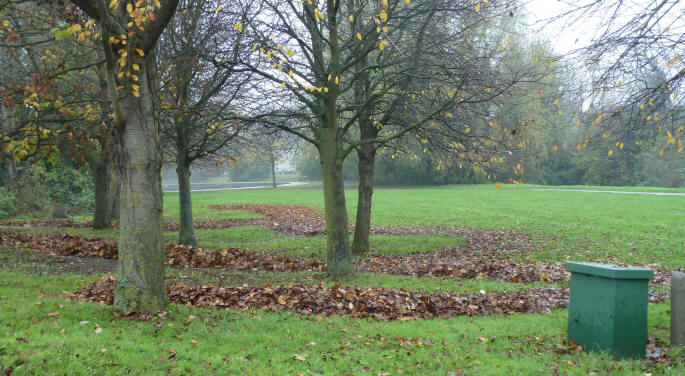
[557,0,684,153]
[68,0,179,313]
[158,0,249,245]
[349,1,547,253]
[0,1,118,227]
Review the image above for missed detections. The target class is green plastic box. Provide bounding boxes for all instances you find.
[566,262,654,360]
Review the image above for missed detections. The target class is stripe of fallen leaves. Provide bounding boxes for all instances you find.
[0,231,323,272]
[70,275,572,320]
[0,230,680,286]
[66,276,669,321]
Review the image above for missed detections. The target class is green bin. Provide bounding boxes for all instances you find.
[566,262,653,360]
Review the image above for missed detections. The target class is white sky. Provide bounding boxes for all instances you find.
[523,0,600,55]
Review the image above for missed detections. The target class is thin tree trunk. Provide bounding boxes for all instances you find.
[319,138,354,276]
[270,150,277,188]
[110,166,120,220]
[350,41,377,255]
[176,156,196,245]
[1,104,16,180]
[113,59,166,314]
[91,155,112,229]
[351,143,376,255]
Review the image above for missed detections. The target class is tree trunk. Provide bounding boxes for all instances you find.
[113,60,167,314]
[1,104,16,180]
[350,42,377,255]
[351,143,376,255]
[91,155,112,229]
[110,167,120,220]
[270,150,277,188]
[176,156,197,245]
[319,140,354,276]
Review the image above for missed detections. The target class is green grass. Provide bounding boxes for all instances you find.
[2,184,684,374]
[157,184,685,267]
[0,271,681,376]
[188,227,465,258]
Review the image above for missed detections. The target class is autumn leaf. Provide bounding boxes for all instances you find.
[234,21,243,32]
[475,2,481,12]
[379,11,388,22]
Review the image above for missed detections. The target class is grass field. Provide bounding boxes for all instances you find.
[1,184,684,375]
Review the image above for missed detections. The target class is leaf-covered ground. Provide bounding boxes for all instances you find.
[68,276,670,321]
[1,229,680,285]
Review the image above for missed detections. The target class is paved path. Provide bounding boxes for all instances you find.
[163,181,306,193]
[526,188,685,196]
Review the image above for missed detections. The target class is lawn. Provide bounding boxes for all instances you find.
[1,183,683,375]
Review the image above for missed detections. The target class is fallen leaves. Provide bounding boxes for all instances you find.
[0,231,325,273]
[69,276,577,320]
[358,246,570,283]
[2,230,680,286]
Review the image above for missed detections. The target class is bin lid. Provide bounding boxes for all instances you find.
[566,262,654,280]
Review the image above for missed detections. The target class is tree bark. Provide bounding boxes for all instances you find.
[113,58,167,314]
[176,155,197,245]
[319,138,354,276]
[351,143,376,255]
[91,154,112,229]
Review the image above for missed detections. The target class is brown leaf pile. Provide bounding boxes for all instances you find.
[70,276,571,320]
[359,248,569,283]
[166,244,324,272]
[0,231,324,272]
[69,276,670,320]
[0,230,118,258]
[204,204,327,235]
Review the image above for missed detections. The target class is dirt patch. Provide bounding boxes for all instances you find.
[0,247,116,275]
[0,219,93,228]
